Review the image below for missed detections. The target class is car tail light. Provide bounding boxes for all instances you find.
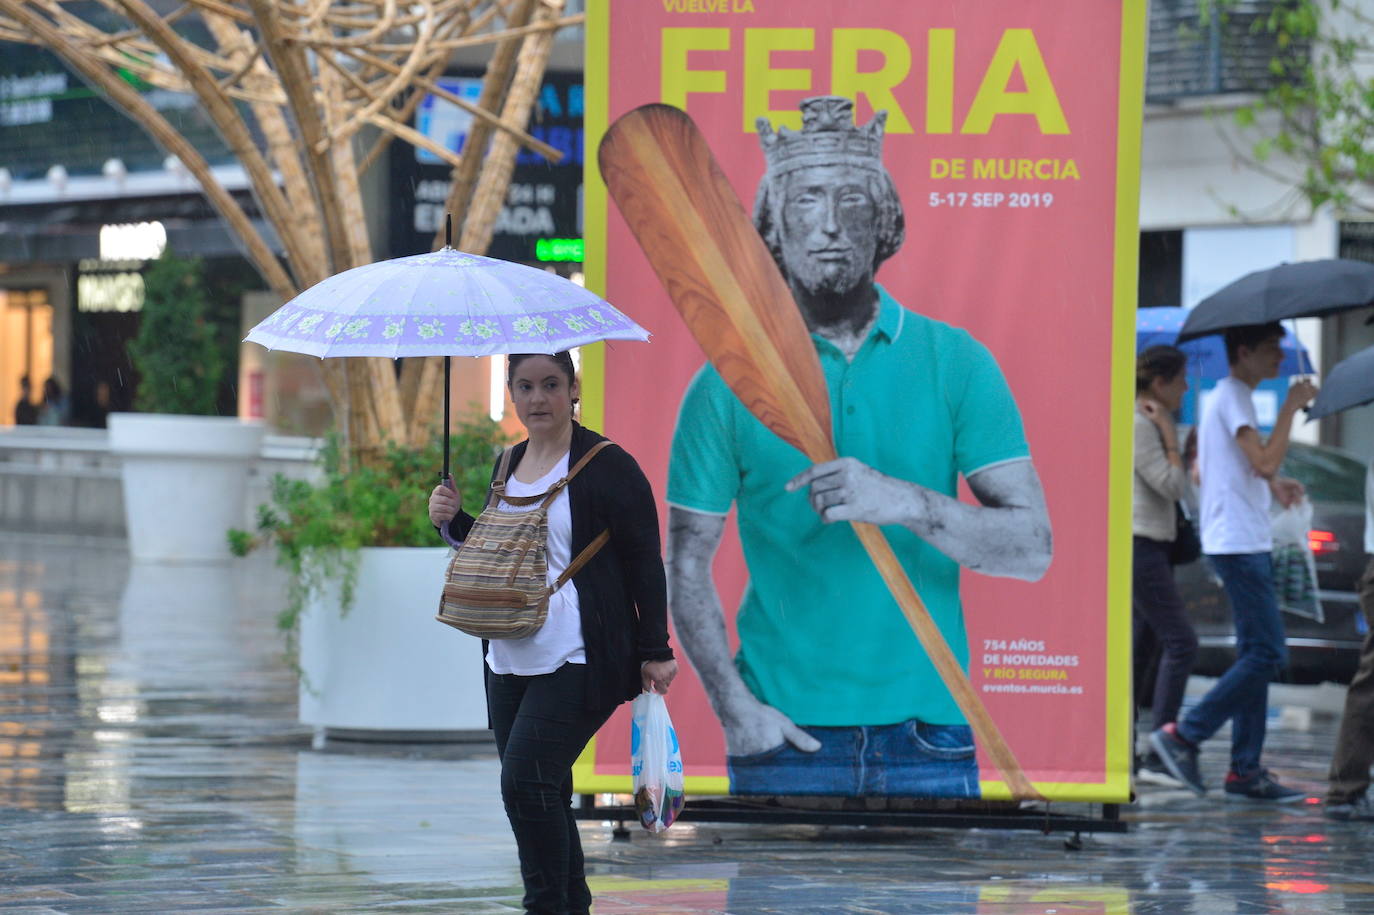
[1308,529,1339,553]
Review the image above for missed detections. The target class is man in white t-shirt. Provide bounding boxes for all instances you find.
[1150,322,1317,802]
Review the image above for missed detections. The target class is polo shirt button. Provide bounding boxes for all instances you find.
[846,405,855,415]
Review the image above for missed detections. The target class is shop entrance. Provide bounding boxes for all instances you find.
[1,288,53,426]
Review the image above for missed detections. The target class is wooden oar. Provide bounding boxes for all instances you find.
[599,103,1041,800]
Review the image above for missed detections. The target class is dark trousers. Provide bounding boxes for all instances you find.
[1132,536,1199,731]
[487,663,614,915]
[1328,558,1374,804]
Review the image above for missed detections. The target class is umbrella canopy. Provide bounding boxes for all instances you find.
[243,243,651,480]
[1138,306,1310,379]
[1177,259,1374,343]
[244,247,649,357]
[1307,344,1374,420]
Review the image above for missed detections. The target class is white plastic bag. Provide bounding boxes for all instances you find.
[1271,498,1324,623]
[630,691,684,833]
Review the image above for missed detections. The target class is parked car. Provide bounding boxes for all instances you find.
[1174,442,1368,685]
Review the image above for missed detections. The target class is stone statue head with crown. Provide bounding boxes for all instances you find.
[753,96,906,305]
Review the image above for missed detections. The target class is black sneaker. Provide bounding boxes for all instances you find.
[1136,750,1184,788]
[1148,724,1206,796]
[1324,796,1374,821]
[1223,769,1306,803]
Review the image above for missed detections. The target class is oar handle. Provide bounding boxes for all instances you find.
[848,520,1043,801]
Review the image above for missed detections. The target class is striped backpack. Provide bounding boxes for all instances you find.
[436,441,612,639]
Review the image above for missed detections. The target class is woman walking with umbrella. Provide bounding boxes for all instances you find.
[428,351,677,915]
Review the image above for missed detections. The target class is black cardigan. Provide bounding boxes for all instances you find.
[447,423,674,712]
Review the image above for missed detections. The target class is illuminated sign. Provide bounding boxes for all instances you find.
[77,272,144,313]
[394,71,583,263]
[535,238,584,262]
[99,221,166,261]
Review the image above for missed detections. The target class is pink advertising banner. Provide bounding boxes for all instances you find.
[576,0,1145,802]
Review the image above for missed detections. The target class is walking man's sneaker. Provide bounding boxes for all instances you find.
[1223,769,1306,803]
[1324,795,1374,821]
[1149,724,1206,796]
[1136,750,1184,788]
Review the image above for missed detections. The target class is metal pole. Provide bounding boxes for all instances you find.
[442,355,451,483]
[442,212,453,484]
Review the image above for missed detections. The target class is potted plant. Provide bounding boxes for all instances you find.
[108,251,265,562]
[230,416,509,740]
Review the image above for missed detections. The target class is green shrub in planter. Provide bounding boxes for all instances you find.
[229,415,510,651]
[128,252,225,415]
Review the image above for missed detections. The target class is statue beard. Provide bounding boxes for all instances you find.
[780,252,873,303]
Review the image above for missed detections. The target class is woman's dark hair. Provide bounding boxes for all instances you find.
[506,351,577,396]
[1223,322,1284,365]
[1136,344,1187,394]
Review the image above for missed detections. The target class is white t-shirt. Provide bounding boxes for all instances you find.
[1198,376,1272,554]
[484,453,587,675]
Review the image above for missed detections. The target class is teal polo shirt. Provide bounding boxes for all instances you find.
[667,285,1030,727]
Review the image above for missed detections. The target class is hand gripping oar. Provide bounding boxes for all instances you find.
[599,103,1041,800]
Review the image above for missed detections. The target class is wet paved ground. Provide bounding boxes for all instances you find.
[2,535,1372,914]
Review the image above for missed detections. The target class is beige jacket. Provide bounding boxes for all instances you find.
[1133,408,1191,542]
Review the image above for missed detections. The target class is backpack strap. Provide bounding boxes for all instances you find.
[566,440,614,481]
[539,440,614,507]
[552,528,611,592]
[487,446,515,508]
[546,440,616,591]
[498,440,616,508]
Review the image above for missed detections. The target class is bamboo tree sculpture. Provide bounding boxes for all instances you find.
[0,0,573,459]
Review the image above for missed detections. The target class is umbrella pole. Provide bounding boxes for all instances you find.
[441,213,452,485]
[442,355,451,484]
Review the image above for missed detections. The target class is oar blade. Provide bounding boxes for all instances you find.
[599,103,834,460]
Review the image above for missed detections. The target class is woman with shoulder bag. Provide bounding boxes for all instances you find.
[1133,345,1200,783]
[427,351,678,915]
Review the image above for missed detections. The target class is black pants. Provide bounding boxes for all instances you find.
[1329,558,1374,803]
[1132,536,1199,731]
[487,663,614,915]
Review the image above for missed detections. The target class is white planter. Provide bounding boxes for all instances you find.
[298,546,489,739]
[108,413,265,563]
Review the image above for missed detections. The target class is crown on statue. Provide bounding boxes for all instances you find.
[757,96,888,177]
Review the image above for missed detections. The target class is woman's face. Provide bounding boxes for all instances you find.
[1151,371,1189,412]
[509,356,577,434]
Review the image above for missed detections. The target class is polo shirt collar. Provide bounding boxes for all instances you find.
[809,284,904,355]
[871,284,904,343]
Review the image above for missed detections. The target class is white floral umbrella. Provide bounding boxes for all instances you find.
[244,241,650,478]
[244,246,649,357]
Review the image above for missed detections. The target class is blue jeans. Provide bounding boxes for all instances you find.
[1178,552,1287,777]
[727,719,981,798]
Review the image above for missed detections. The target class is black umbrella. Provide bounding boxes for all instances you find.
[1307,344,1374,420]
[1177,259,1374,343]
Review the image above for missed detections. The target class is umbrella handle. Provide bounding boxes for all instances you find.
[440,355,451,483]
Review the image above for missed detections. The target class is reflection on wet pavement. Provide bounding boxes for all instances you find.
[2,537,1371,913]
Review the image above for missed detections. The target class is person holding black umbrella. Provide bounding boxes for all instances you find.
[1150,322,1317,802]
[1308,344,1374,822]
